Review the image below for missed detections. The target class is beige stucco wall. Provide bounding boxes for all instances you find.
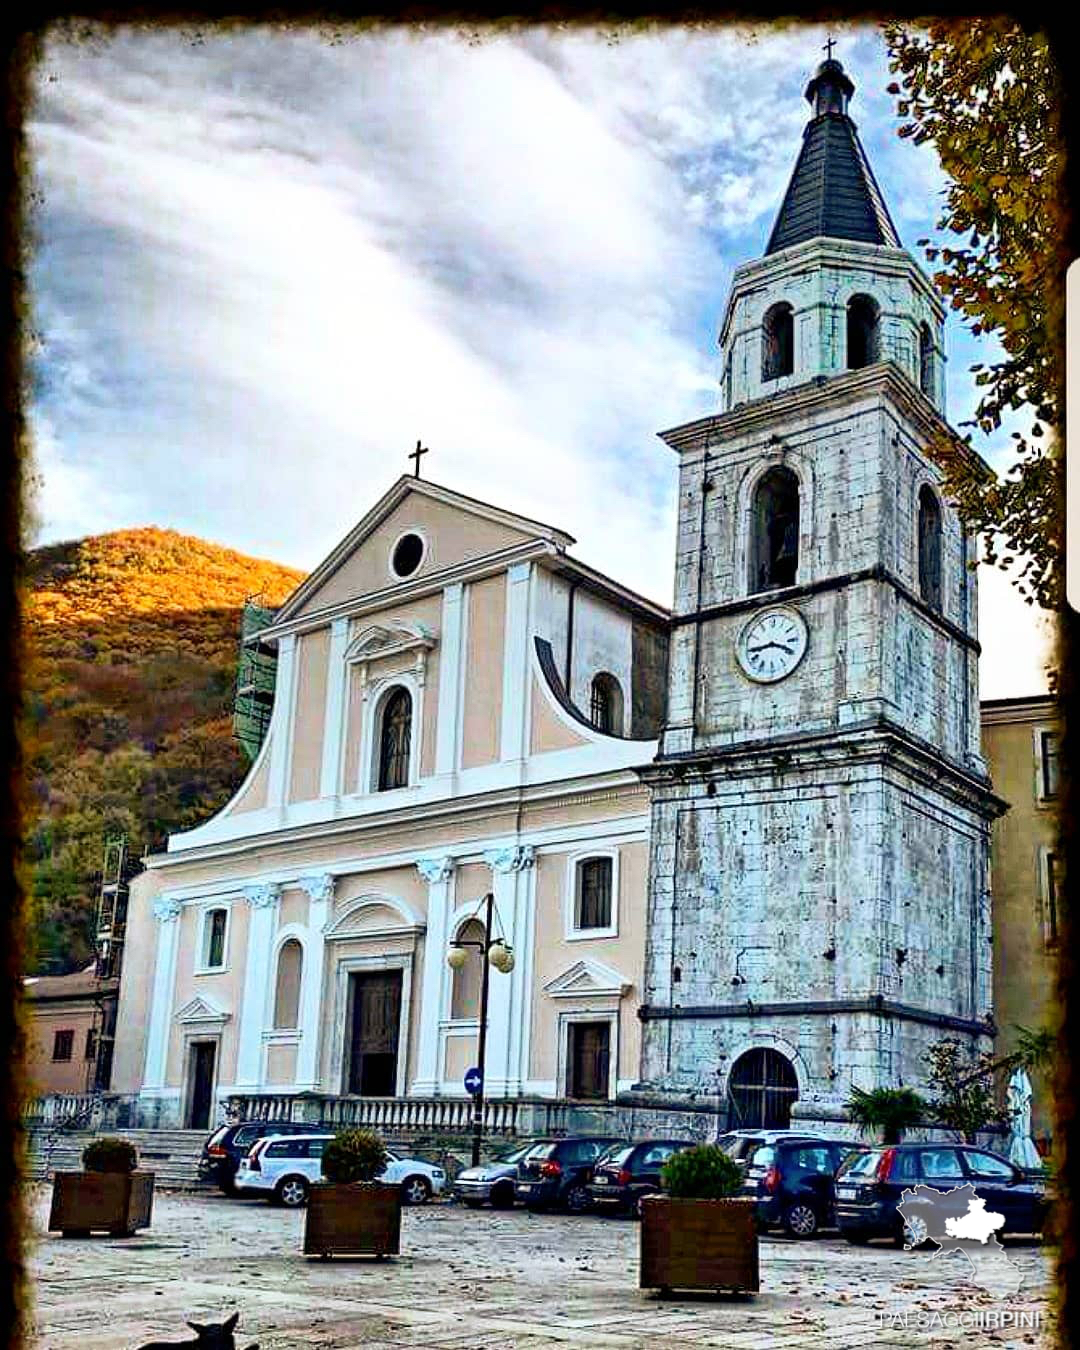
[228,737,272,814]
[984,707,1059,1142]
[166,898,250,1089]
[530,676,589,755]
[452,863,491,930]
[278,887,310,931]
[289,627,330,803]
[528,839,647,1091]
[445,1032,478,1082]
[461,575,505,768]
[266,1042,299,1085]
[111,871,165,1094]
[294,495,533,616]
[24,999,99,1096]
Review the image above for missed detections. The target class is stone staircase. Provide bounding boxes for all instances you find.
[25,1127,214,1191]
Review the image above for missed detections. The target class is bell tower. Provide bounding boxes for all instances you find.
[635,56,1005,1130]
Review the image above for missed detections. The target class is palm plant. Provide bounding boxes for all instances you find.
[847,1086,926,1144]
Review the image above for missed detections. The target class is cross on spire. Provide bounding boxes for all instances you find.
[824,35,836,61]
[409,440,429,478]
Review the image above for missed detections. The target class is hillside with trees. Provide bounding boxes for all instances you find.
[23,528,305,974]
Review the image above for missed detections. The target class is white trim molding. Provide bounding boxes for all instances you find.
[329,951,414,1098]
[434,583,466,777]
[555,1008,620,1103]
[194,900,232,975]
[175,994,231,1031]
[319,617,351,798]
[544,957,633,1001]
[234,882,282,1089]
[360,670,425,795]
[413,855,456,1096]
[500,561,532,764]
[295,872,336,1091]
[323,892,425,941]
[143,894,183,1091]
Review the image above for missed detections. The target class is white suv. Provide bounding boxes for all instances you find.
[235,1133,446,1208]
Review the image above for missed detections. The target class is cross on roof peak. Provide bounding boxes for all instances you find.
[824,36,836,61]
[409,440,430,479]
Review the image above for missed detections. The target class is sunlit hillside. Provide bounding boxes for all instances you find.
[24,528,306,974]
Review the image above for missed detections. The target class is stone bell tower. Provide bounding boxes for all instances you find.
[634,56,1006,1130]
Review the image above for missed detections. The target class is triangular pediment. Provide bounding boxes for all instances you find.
[176,994,231,1026]
[544,958,632,1000]
[275,477,575,623]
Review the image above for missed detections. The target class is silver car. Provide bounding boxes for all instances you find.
[454,1140,551,1209]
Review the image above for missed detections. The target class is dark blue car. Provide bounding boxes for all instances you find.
[834,1143,1050,1246]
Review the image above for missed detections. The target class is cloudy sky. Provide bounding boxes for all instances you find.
[27,23,1053,698]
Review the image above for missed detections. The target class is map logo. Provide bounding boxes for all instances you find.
[897,1183,1024,1297]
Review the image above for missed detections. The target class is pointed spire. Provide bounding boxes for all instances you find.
[765,55,901,255]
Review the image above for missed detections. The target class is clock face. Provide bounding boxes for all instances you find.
[736,607,808,683]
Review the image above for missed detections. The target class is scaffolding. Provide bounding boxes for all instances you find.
[87,836,131,1092]
[233,597,278,762]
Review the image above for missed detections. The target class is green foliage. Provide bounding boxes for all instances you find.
[660,1144,742,1199]
[82,1136,137,1173]
[924,1037,1010,1143]
[24,528,304,973]
[847,1086,926,1144]
[321,1129,389,1185]
[883,21,1066,610]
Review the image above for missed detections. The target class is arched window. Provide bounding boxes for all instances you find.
[762,302,794,380]
[918,322,934,398]
[750,466,800,594]
[727,1047,799,1129]
[273,939,303,1029]
[450,919,485,1019]
[589,673,624,735]
[846,294,880,370]
[918,485,943,611]
[377,687,412,791]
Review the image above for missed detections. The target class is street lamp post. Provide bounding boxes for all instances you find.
[446,891,514,1167]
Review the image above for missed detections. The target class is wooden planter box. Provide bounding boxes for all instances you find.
[639,1196,759,1294]
[303,1182,401,1259]
[48,1171,154,1238]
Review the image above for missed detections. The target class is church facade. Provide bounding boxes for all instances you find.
[110,57,1017,1137]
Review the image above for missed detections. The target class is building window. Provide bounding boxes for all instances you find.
[727,1047,799,1128]
[390,532,425,579]
[1044,853,1059,947]
[450,919,485,1019]
[919,321,934,398]
[273,939,304,1029]
[567,1021,611,1099]
[202,908,228,970]
[1039,731,1060,800]
[52,1029,74,1062]
[85,1028,97,1062]
[589,673,623,735]
[575,857,613,931]
[917,485,943,611]
[750,466,800,594]
[377,687,412,791]
[762,302,794,380]
[846,294,880,370]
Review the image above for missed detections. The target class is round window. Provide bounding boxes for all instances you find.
[391,532,425,578]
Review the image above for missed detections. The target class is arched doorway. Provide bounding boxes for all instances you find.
[727,1047,799,1128]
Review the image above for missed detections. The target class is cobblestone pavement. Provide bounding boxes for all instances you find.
[26,1187,1054,1350]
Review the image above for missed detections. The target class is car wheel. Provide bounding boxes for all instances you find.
[490,1183,515,1210]
[564,1184,591,1214]
[896,1213,931,1249]
[275,1175,309,1209]
[783,1203,819,1239]
[402,1175,432,1206]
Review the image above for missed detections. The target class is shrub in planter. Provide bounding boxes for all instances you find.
[639,1144,758,1295]
[49,1136,153,1238]
[303,1129,400,1260]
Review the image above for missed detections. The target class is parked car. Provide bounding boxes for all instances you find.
[588,1138,696,1217]
[453,1139,555,1209]
[514,1136,624,1213]
[741,1137,869,1237]
[717,1129,828,1171]
[834,1143,1050,1246]
[234,1133,446,1208]
[198,1119,318,1195]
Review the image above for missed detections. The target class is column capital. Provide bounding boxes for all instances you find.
[244,882,282,909]
[483,845,535,874]
[152,895,182,923]
[416,855,455,884]
[298,872,336,904]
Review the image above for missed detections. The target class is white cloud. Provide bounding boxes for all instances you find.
[27,25,1050,693]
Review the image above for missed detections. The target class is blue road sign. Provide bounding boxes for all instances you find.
[464,1066,483,1095]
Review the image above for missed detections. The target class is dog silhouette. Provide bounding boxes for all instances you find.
[135,1312,258,1350]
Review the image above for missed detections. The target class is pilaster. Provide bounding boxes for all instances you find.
[482,845,536,1095]
[142,894,183,1090]
[234,882,282,1088]
[412,855,455,1095]
[295,873,336,1089]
